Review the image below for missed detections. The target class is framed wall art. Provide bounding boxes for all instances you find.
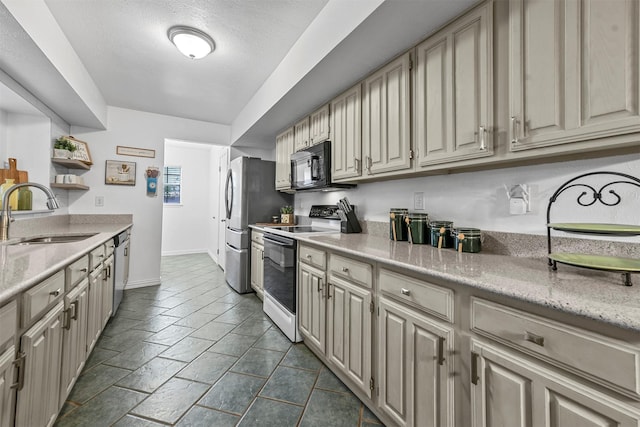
[67,136,93,165]
[105,160,136,186]
[116,145,156,158]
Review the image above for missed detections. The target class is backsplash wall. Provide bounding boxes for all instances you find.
[294,152,640,238]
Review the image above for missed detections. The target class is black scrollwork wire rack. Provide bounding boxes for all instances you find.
[546,171,640,286]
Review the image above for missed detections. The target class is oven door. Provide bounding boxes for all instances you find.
[263,233,297,314]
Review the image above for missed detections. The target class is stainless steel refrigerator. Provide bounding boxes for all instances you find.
[224,157,292,293]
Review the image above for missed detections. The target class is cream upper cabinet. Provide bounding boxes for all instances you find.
[310,103,330,145]
[275,127,294,190]
[414,2,494,167]
[471,340,640,427]
[362,52,412,176]
[294,117,310,152]
[509,0,640,151]
[331,83,362,182]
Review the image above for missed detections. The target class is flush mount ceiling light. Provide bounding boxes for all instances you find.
[167,26,215,59]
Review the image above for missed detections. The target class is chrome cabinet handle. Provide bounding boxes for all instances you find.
[342,267,349,273]
[401,288,411,296]
[49,289,61,297]
[327,283,333,299]
[471,352,480,385]
[306,254,312,260]
[524,331,544,347]
[80,268,88,272]
[479,126,486,150]
[355,158,360,173]
[365,156,373,174]
[511,116,519,145]
[438,336,446,366]
[71,300,79,320]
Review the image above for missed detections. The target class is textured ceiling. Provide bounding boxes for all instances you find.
[43,0,329,125]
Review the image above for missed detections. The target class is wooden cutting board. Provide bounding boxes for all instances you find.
[0,158,28,184]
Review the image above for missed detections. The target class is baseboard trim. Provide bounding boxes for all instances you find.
[125,278,161,289]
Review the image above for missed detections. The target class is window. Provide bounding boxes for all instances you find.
[163,166,182,204]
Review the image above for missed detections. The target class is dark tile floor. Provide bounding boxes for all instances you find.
[55,254,384,427]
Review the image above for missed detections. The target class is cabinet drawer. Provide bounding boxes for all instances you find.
[471,298,640,397]
[328,253,372,289]
[379,268,454,323]
[299,244,326,270]
[105,239,116,257]
[66,254,89,290]
[89,245,106,271]
[22,270,64,325]
[251,230,264,245]
[0,300,17,348]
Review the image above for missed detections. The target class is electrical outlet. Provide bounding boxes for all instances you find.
[95,196,104,207]
[413,192,425,210]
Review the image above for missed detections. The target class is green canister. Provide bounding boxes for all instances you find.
[452,227,482,253]
[389,208,409,241]
[17,186,32,211]
[405,213,429,244]
[429,220,454,248]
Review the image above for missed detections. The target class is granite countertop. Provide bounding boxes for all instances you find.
[0,221,132,305]
[296,233,640,332]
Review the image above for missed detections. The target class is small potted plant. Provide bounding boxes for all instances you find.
[53,137,77,159]
[281,205,294,224]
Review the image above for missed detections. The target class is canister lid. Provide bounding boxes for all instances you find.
[452,227,481,237]
[429,220,453,228]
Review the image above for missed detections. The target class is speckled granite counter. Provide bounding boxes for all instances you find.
[0,215,132,305]
[295,233,640,332]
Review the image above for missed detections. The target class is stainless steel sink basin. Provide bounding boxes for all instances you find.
[11,233,98,245]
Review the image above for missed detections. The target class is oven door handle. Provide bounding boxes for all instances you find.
[263,235,295,247]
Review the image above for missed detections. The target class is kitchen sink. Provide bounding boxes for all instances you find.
[9,233,98,245]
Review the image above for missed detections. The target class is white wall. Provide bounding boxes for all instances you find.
[295,153,640,238]
[230,146,275,161]
[161,140,213,256]
[71,106,231,287]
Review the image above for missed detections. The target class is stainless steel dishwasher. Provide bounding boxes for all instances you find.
[113,229,130,316]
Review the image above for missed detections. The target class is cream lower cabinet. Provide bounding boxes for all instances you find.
[250,241,264,299]
[0,345,15,427]
[362,52,412,177]
[15,302,64,427]
[509,0,640,152]
[331,83,362,181]
[86,267,103,353]
[298,261,326,353]
[59,278,89,407]
[471,340,640,427]
[101,255,114,329]
[378,296,455,427]
[326,275,372,398]
[414,1,493,167]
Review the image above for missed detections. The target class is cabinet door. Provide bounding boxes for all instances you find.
[363,52,412,176]
[471,340,640,427]
[60,278,88,407]
[0,345,15,427]
[16,302,64,427]
[250,242,264,297]
[310,104,330,144]
[294,117,310,152]
[331,84,362,181]
[509,0,640,151]
[414,2,493,167]
[86,269,103,353]
[275,127,294,190]
[379,297,455,427]
[101,255,114,328]
[298,262,326,353]
[327,276,372,398]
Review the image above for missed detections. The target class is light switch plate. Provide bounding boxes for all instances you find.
[414,192,425,210]
[95,196,104,207]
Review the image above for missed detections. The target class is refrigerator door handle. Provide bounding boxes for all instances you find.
[225,168,233,220]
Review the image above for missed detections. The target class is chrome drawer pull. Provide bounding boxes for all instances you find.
[524,331,544,347]
[401,288,411,296]
[471,352,480,385]
[49,289,61,297]
[306,254,312,259]
[80,268,88,272]
[437,336,446,366]
[342,267,349,273]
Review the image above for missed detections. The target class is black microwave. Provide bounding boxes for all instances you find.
[290,141,354,191]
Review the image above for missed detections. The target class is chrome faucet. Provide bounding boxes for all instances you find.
[0,182,60,241]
